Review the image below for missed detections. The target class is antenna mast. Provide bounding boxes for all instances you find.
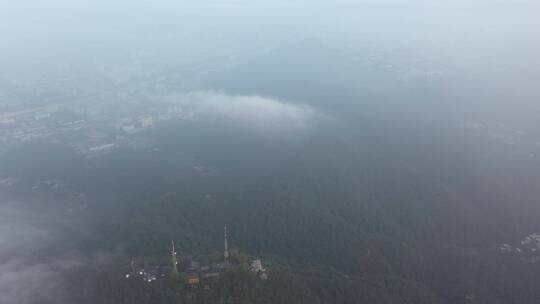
[171,240,179,275]
[224,225,229,262]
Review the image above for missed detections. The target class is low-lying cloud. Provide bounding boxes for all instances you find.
[0,202,83,304]
[178,91,323,133]
[0,257,80,304]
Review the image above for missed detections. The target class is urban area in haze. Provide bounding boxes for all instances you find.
[1,1,540,303]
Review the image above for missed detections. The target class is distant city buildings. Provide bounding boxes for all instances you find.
[0,99,187,157]
[140,116,153,128]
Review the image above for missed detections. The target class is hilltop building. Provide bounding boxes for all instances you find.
[187,273,200,285]
[250,259,268,280]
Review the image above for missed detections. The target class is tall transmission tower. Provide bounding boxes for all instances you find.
[171,240,179,275]
[130,258,136,274]
[224,225,229,262]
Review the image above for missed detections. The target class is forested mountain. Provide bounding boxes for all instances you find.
[2,110,540,303]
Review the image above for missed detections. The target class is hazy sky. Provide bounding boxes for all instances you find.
[1,0,538,113]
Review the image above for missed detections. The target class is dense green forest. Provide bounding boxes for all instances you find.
[2,115,540,304]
